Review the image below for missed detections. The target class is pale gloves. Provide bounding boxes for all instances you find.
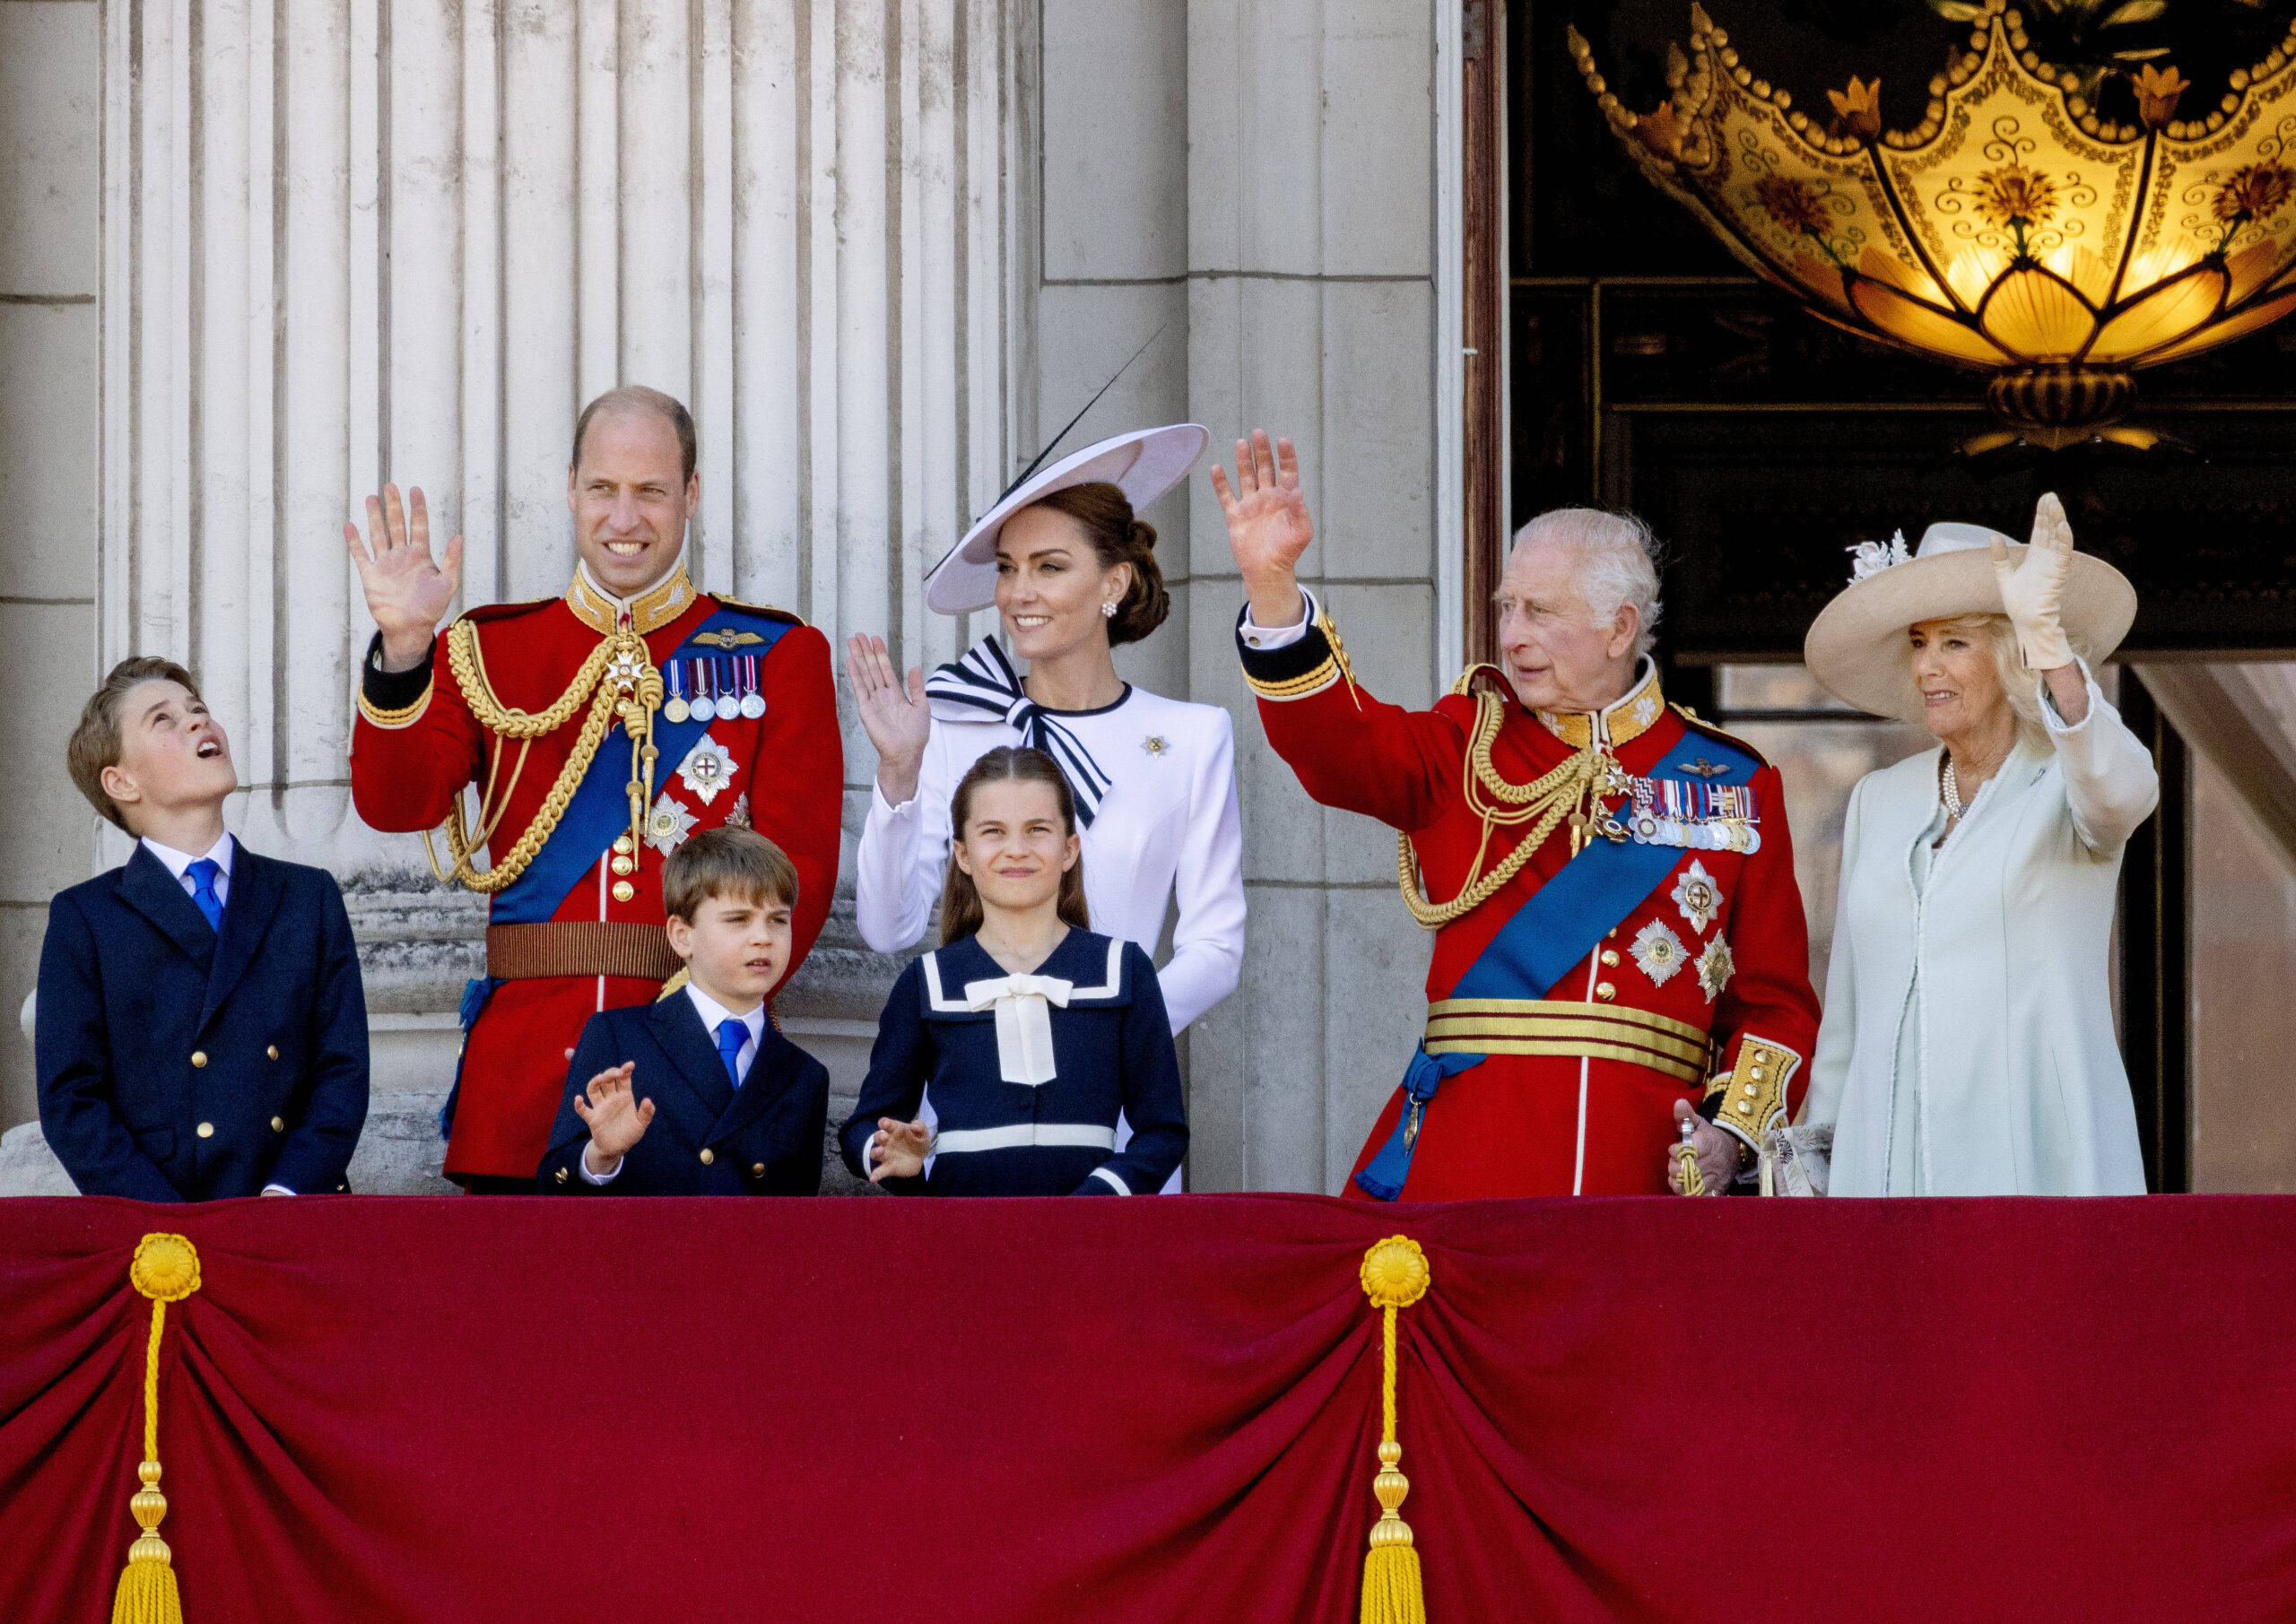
[1991,491,2077,672]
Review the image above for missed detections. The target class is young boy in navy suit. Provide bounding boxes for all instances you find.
[537,828,829,1194]
[38,657,370,1200]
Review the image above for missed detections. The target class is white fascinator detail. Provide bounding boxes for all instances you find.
[1846,529,1910,584]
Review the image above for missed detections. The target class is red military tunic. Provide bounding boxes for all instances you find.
[351,562,843,1184]
[1239,604,1820,1197]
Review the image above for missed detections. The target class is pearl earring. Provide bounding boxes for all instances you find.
[1100,601,1118,619]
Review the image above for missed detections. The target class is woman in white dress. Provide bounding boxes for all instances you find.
[844,426,1247,1187]
[1799,493,2159,1196]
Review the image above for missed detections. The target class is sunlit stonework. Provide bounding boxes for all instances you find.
[1673,858,1724,934]
[1570,0,2296,445]
[1631,919,1689,986]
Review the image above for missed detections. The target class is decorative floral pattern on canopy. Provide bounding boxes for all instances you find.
[1568,0,2296,442]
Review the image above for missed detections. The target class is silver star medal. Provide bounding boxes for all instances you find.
[646,793,700,855]
[1630,919,1687,987]
[725,791,752,829]
[1141,734,1169,758]
[1672,860,1723,935]
[1695,935,1735,1003]
[675,734,738,805]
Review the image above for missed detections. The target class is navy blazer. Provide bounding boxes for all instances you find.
[36,842,370,1202]
[537,993,829,1195]
[839,931,1187,1197]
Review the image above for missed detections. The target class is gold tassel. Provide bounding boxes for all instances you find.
[1358,1236,1431,1624]
[110,1234,202,1624]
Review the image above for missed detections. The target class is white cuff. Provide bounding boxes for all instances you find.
[869,777,922,820]
[578,1147,623,1185]
[260,1183,295,1196]
[1239,588,1319,651]
[1089,1165,1132,1195]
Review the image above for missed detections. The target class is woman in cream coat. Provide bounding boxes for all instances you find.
[1800,494,2158,1196]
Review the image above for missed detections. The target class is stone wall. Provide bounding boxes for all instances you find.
[0,0,1460,1198]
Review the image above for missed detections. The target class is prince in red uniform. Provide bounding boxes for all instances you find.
[1213,430,1818,1197]
[347,387,841,1190]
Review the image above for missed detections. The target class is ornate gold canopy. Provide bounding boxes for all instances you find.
[1569,0,2296,446]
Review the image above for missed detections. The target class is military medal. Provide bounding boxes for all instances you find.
[664,664,691,725]
[739,655,768,719]
[690,660,718,722]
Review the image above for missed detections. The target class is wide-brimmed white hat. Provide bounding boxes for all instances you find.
[1804,520,2137,725]
[924,424,1210,614]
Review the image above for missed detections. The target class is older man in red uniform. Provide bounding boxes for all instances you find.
[1214,430,1818,1197]
[346,386,841,1191]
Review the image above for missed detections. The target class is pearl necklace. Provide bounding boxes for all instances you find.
[1942,761,1964,820]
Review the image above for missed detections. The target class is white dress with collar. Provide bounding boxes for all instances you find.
[855,684,1247,1036]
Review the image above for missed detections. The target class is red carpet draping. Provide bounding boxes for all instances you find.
[3,1194,2293,1623]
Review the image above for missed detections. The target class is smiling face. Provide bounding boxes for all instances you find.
[667,888,794,1013]
[1492,535,1640,713]
[1908,617,2012,743]
[100,680,238,833]
[993,504,1130,669]
[567,408,699,597]
[951,777,1080,917]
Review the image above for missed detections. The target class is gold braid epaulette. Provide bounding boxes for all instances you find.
[424,619,633,894]
[1395,690,1614,929]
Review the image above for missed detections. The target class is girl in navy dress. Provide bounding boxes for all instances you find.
[841,746,1187,1195]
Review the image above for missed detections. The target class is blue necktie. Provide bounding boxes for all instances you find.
[185,859,224,934]
[716,1018,748,1090]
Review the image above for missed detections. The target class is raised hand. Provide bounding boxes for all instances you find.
[865,1116,934,1184]
[571,1062,654,1175]
[1992,491,2075,673]
[844,634,932,804]
[344,483,465,672]
[1209,429,1315,629]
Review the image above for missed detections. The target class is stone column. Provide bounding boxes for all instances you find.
[50,0,1031,1163]
[1178,0,1462,1194]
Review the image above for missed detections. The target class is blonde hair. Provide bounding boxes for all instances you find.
[1926,612,2083,751]
[68,656,204,832]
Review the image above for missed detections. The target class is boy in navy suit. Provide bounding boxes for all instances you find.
[537,828,829,1194]
[37,657,369,1200]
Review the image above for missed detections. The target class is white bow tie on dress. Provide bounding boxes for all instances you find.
[963,973,1074,1085]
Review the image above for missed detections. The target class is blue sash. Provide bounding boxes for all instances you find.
[487,608,793,925]
[1354,722,1759,1199]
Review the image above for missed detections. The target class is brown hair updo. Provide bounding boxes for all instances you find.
[938,746,1092,945]
[1029,482,1169,647]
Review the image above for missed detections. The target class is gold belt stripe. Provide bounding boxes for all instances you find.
[1421,998,1713,1086]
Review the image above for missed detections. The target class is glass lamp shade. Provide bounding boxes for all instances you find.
[1570,0,2296,446]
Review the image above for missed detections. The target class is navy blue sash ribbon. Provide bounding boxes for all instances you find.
[1353,722,1759,1199]
[923,638,1115,826]
[487,608,792,926]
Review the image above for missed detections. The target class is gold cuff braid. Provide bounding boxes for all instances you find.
[1245,659,1341,700]
[1705,1035,1802,1150]
[357,682,433,729]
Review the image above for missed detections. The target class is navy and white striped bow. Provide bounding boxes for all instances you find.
[924,638,1114,826]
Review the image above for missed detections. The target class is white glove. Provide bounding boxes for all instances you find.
[1991,491,2076,672]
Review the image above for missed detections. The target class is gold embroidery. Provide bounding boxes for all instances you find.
[565,562,696,637]
[690,629,766,649]
[1705,1037,1803,1152]
[357,682,432,729]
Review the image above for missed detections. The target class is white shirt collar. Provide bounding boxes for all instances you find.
[683,981,764,1045]
[141,831,235,881]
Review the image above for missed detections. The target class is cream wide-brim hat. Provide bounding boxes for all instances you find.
[1803,521,2138,725]
[923,423,1210,615]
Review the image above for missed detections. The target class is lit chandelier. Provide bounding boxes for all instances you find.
[1569,0,2296,447]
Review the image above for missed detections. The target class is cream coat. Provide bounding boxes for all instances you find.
[1804,668,2160,1195]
